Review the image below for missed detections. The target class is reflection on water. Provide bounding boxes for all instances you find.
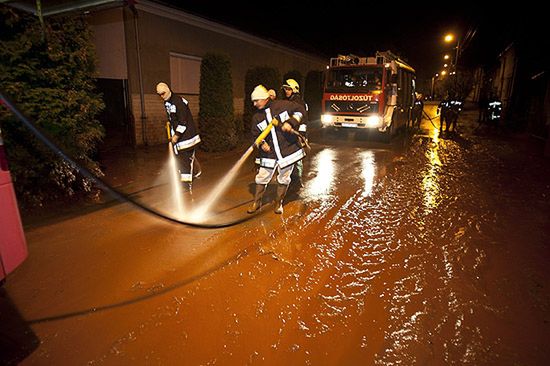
[422,135,442,213]
[304,148,336,198]
[360,151,376,197]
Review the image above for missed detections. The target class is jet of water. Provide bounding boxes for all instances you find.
[191,145,255,222]
[167,143,185,219]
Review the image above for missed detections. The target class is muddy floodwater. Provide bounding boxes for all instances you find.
[2,104,550,365]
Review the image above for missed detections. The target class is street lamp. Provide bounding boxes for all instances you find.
[444,33,460,70]
[444,33,460,92]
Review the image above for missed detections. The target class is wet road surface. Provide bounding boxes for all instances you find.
[2,103,550,364]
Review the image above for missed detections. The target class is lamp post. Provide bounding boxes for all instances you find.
[444,33,460,93]
[444,34,459,67]
[431,73,439,100]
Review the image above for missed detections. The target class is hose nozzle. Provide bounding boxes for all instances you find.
[254,118,279,147]
[165,122,172,141]
[166,122,178,155]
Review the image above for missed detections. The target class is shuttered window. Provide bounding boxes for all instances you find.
[170,53,201,95]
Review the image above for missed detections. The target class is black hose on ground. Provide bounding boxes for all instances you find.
[422,109,440,129]
[0,91,258,229]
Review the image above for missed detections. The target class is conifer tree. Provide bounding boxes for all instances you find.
[198,53,237,152]
[0,6,104,206]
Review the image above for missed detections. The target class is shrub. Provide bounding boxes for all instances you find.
[198,53,237,152]
[0,6,105,207]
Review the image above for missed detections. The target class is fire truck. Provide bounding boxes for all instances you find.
[321,51,416,140]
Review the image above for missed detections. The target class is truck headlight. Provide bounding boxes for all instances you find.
[366,115,381,127]
[321,114,333,126]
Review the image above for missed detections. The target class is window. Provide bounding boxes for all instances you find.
[169,53,201,95]
[326,67,384,93]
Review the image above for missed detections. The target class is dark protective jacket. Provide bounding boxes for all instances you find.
[437,99,450,117]
[251,99,306,169]
[487,99,502,121]
[163,94,201,151]
[287,93,309,136]
[412,99,424,120]
[413,99,424,111]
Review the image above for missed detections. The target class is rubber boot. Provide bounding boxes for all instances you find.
[181,182,192,194]
[296,160,304,188]
[274,184,288,214]
[247,184,266,214]
[193,158,202,178]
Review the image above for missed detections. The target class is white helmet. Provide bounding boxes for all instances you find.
[251,85,269,101]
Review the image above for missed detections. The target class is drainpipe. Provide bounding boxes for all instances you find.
[131,5,147,145]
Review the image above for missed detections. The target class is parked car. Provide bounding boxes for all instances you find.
[0,127,28,283]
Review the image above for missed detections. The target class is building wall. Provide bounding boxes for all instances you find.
[494,45,517,111]
[92,1,326,146]
[88,8,127,80]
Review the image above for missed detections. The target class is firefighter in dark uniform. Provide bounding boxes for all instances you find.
[487,94,502,127]
[446,97,463,133]
[282,79,308,188]
[156,82,201,192]
[248,85,306,214]
[478,93,489,125]
[437,95,450,133]
[411,92,424,128]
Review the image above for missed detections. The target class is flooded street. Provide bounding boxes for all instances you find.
[2,104,550,365]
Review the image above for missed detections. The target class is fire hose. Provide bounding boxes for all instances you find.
[423,109,441,130]
[0,91,257,228]
[166,122,178,155]
[254,118,310,150]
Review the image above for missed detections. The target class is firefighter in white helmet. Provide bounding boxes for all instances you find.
[282,78,308,188]
[248,85,306,214]
[156,82,201,192]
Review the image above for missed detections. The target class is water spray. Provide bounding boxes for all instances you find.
[165,122,185,219]
[190,118,282,221]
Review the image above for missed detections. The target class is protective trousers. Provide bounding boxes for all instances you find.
[177,148,196,190]
[247,164,295,214]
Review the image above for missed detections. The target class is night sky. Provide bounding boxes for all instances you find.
[158,1,545,80]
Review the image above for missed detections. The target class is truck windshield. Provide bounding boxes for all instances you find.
[326,68,383,93]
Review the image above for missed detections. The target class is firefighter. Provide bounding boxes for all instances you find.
[437,96,450,133]
[156,82,201,192]
[446,97,463,133]
[478,93,489,125]
[411,92,424,128]
[487,94,502,127]
[282,79,308,188]
[248,85,306,214]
